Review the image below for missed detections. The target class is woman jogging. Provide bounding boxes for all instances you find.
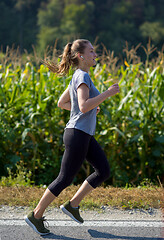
[25,39,120,235]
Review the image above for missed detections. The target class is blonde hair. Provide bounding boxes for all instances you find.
[42,39,90,74]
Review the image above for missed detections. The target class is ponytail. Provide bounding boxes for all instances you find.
[58,42,72,74]
[42,39,89,75]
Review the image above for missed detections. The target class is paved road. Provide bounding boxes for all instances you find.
[0,206,163,240]
[0,219,163,240]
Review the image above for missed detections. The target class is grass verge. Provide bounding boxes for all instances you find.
[0,185,163,210]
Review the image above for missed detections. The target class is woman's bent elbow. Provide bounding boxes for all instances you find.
[80,107,87,114]
[79,104,88,114]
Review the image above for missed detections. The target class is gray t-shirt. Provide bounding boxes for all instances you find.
[66,69,100,135]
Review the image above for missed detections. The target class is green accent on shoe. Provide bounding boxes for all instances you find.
[24,212,50,235]
[60,201,84,224]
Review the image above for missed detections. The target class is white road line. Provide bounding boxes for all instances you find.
[0,220,163,227]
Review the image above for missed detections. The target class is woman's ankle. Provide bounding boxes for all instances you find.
[70,200,79,208]
[33,209,43,219]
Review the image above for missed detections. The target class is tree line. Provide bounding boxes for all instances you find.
[0,0,164,56]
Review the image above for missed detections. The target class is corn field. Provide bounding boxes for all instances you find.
[0,43,164,186]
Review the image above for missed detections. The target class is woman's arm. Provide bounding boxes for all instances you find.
[77,83,119,113]
[58,87,71,111]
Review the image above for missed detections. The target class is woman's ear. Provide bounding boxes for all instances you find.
[78,53,81,60]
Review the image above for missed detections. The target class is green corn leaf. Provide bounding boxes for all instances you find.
[22,128,31,142]
[118,89,132,110]
[109,127,127,140]
[9,84,18,104]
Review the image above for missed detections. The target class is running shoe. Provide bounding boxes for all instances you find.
[60,201,84,224]
[24,211,50,235]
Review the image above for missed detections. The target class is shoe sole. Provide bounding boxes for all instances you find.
[24,216,50,236]
[60,205,83,224]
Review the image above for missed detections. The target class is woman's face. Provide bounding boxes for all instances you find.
[82,42,97,67]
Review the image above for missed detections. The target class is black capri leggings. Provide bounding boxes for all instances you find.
[48,128,110,197]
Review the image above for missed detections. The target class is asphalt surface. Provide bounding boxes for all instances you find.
[0,220,163,240]
[0,206,163,240]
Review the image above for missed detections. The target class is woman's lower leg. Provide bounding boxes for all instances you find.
[70,180,94,208]
[33,188,56,219]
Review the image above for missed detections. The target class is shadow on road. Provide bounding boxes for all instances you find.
[88,229,164,240]
[41,232,84,240]
[38,228,164,240]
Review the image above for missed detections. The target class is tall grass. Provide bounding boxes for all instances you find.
[0,42,163,187]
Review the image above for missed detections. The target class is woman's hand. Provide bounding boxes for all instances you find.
[108,83,120,96]
[96,106,100,115]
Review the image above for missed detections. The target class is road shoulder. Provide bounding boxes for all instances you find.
[0,205,163,221]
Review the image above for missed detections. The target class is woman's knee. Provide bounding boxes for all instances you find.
[48,174,74,196]
[58,174,74,189]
